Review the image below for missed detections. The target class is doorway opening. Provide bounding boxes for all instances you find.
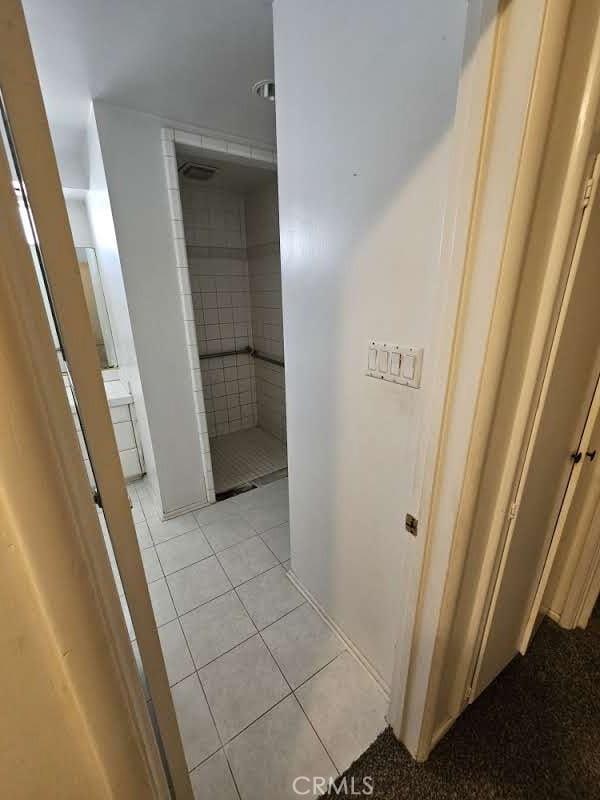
[176,148,287,497]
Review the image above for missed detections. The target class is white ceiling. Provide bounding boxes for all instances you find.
[22,0,276,188]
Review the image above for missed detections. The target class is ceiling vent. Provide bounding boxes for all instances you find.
[178,162,218,181]
[252,79,275,101]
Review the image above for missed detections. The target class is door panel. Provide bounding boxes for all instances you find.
[472,162,600,699]
[0,2,192,796]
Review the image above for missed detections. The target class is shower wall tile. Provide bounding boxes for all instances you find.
[180,182,258,437]
[245,183,286,442]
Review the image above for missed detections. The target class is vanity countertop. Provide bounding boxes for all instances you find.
[64,375,133,412]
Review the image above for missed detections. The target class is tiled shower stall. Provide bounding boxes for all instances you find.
[173,143,286,494]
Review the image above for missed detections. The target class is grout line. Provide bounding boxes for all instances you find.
[218,689,294,746]
[292,650,347,695]
[240,593,342,777]
[175,596,244,799]
[160,560,290,623]
[158,554,243,795]
[138,477,338,790]
[189,628,259,676]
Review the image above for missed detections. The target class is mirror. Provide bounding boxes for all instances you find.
[75,246,117,369]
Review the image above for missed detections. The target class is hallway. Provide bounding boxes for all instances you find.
[332,611,600,798]
[120,478,387,799]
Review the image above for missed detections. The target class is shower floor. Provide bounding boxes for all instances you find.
[210,427,287,494]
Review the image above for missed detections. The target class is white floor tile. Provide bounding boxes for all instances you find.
[138,489,162,520]
[199,634,289,742]
[236,566,304,630]
[171,673,221,770]
[134,520,154,550]
[194,499,241,528]
[131,504,146,524]
[230,480,288,512]
[148,578,177,626]
[180,591,256,669]
[167,556,232,615]
[226,695,337,800]
[190,749,240,800]
[142,547,163,583]
[260,523,290,562]
[262,604,345,689]
[157,619,195,686]
[240,502,288,534]
[156,528,213,575]
[201,515,257,553]
[147,512,199,544]
[217,536,278,586]
[295,651,388,773]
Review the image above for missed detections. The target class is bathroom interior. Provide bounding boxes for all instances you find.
[176,145,287,496]
[3,6,389,792]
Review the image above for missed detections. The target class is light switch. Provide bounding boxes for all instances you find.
[366,341,423,388]
[402,354,415,380]
[368,347,378,370]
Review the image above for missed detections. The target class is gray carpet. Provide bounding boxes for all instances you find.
[329,614,600,798]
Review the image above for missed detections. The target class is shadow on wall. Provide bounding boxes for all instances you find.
[274,0,504,686]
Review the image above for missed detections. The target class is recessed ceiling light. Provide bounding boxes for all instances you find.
[252,79,275,101]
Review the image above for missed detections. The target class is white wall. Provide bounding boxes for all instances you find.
[273,0,468,686]
[246,182,286,441]
[180,180,258,437]
[64,193,94,246]
[86,105,159,502]
[89,102,209,515]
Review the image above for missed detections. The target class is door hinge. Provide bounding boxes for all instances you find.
[465,684,473,702]
[507,501,518,521]
[93,489,103,509]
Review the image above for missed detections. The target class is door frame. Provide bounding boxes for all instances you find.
[0,2,193,797]
[160,126,278,510]
[550,475,600,629]
[393,0,600,760]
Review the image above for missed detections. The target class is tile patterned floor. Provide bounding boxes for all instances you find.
[210,427,287,493]
[118,478,387,799]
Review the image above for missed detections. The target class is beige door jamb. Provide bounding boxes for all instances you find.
[0,1,193,797]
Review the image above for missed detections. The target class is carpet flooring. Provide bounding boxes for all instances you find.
[329,614,600,799]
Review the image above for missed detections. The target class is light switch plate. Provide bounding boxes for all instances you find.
[365,341,423,388]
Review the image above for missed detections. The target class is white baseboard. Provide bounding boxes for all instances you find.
[427,715,457,758]
[161,497,212,520]
[545,607,562,624]
[286,569,391,700]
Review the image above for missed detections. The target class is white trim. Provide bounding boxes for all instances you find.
[287,569,390,700]
[161,498,214,520]
[399,0,600,762]
[576,540,600,627]
[0,5,192,790]
[161,126,216,503]
[390,0,573,760]
[0,22,171,788]
[387,0,503,753]
[456,1,600,708]
[161,125,277,506]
